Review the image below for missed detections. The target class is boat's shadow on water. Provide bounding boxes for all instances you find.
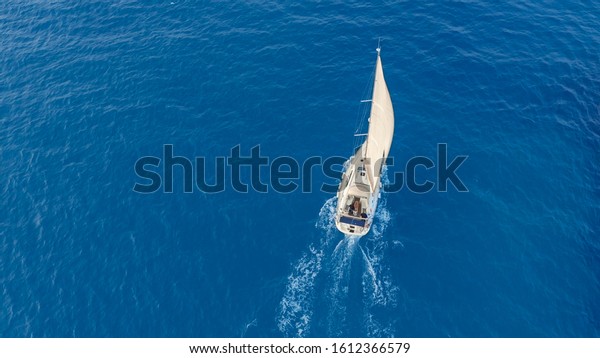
[278,195,398,337]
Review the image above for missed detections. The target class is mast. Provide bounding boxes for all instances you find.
[363,44,380,158]
[364,42,394,192]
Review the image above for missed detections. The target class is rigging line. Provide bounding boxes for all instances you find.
[350,61,376,155]
[357,57,379,156]
[352,59,376,133]
[352,68,374,133]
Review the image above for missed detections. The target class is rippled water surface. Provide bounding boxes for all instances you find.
[1,1,599,337]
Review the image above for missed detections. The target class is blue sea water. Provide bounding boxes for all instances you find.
[0,0,599,337]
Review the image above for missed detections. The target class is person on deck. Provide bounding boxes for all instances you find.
[352,198,361,217]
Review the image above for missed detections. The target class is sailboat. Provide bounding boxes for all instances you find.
[334,45,394,236]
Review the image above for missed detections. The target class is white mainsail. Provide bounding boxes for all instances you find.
[364,50,394,191]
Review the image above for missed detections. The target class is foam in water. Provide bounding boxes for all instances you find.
[277,197,337,337]
[277,243,323,337]
[278,169,400,337]
[361,169,400,336]
[326,234,360,335]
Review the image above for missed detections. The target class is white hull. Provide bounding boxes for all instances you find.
[334,48,394,236]
[334,143,384,236]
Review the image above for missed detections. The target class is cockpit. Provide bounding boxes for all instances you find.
[337,195,369,229]
[346,195,368,218]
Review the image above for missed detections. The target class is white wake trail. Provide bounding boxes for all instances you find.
[325,234,360,335]
[278,168,401,337]
[277,197,337,337]
[359,169,400,337]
